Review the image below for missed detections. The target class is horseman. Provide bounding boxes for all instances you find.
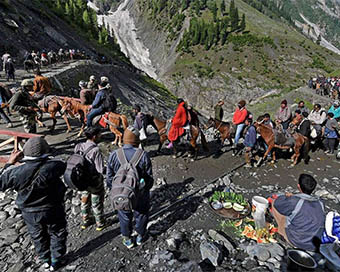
[132,104,148,142]
[86,76,111,127]
[243,116,257,168]
[275,99,291,130]
[32,70,52,102]
[87,75,97,90]
[168,98,188,148]
[10,80,39,133]
[296,112,311,137]
[214,100,224,121]
[79,80,96,105]
[232,100,248,150]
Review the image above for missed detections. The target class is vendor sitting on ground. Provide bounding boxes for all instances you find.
[271,174,325,251]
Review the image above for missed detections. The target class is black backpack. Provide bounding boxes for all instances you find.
[102,90,117,112]
[64,145,100,191]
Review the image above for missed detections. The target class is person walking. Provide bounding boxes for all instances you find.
[0,137,67,271]
[74,127,106,231]
[243,117,257,168]
[5,58,15,81]
[0,85,12,127]
[10,79,39,133]
[107,126,154,248]
[323,112,339,155]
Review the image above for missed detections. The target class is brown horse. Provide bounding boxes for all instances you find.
[254,116,310,166]
[100,112,128,146]
[144,114,208,160]
[60,98,90,137]
[35,96,71,132]
[206,118,234,146]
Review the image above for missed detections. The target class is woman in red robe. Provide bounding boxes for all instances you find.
[168,99,188,143]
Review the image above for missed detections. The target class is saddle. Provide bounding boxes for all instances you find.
[274,130,295,147]
[93,113,109,128]
[38,95,56,109]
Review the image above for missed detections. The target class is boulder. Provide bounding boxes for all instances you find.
[200,240,223,267]
[208,229,234,253]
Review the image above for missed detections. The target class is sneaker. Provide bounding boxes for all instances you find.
[324,150,330,154]
[136,235,143,246]
[6,123,13,128]
[41,262,51,272]
[244,163,252,168]
[96,221,107,231]
[81,221,93,230]
[50,259,66,271]
[122,237,134,249]
[167,142,173,149]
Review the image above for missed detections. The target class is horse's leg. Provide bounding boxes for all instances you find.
[256,144,274,167]
[172,141,179,159]
[63,114,72,133]
[48,112,56,131]
[36,116,45,128]
[157,135,166,153]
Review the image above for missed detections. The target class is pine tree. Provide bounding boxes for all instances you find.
[65,2,70,16]
[82,9,90,26]
[211,1,217,22]
[239,13,246,31]
[229,0,235,16]
[76,0,86,10]
[220,0,225,16]
[56,0,62,13]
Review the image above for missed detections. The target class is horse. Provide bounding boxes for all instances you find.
[206,118,234,146]
[34,96,71,132]
[60,98,90,137]
[254,116,310,166]
[98,112,128,146]
[144,114,208,160]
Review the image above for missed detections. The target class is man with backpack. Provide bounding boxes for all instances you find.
[86,76,116,127]
[107,126,153,249]
[0,137,67,271]
[74,127,106,231]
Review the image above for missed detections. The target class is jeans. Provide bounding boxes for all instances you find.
[323,138,337,153]
[234,123,245,146]
[22,207,67,263]
[117,191,150,238]
[282,120,290,130]
[86,107,104,127]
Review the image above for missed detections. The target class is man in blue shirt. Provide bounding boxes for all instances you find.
[243,117,257,168]
[86,76,110,127]
[107,126,153,249]
[272,174,325,251]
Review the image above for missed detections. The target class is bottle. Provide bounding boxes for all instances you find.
[139,178,145,190]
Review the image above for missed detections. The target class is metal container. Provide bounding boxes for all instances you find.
[287,249,317,271]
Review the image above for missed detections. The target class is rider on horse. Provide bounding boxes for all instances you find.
[168,98,188,147]
[87,75,97,90]
[132,104,147,133]
[10,79,39,133]
[32,70,52,105]
[232,100,248,149]
[214,100,224,121]
[79,80,96,105]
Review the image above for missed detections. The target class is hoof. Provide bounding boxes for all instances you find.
[270,160,275,164]
[172,155,178,159]
[190,158,195,162]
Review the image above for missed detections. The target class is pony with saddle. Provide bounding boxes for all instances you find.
[144,111,208,160]
[206,118,235,147]
[254,115,310,166]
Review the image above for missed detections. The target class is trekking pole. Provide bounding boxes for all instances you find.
[149,161,246,220]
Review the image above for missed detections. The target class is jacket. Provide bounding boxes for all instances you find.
[5,61,15,73]
[297,118,311,137]
[10,89,38,115]
[275,106,291,123]
[0,158,66,212]
[328,106,340,120]
[106,144,154,191]
[243,125,257,147]
[214,105,223,121]
[33,75,52,95]
[324,119,338,138]
[308,109,327,125]
[168,102,188,142]
[232,107,248,125]
[91,88,106,109]
[274,193,325,251]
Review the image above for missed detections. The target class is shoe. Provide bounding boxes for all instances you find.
[41,262,50,272]
[96,221,107,231]
[122,237,134,249]
[136,235,143,246]
[324,150,330,154]
[6,123,13,128]
[50,258,67,271]
[81,221,93,230]
[244,163,252,168]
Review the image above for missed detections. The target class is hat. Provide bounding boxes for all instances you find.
[21,79,33,87]
[123,126,140,146]
[281,99,287,105]
[238,100,246,108]
[89,75,96,81]
[78,80,87,88]
[334,100,340,106]
[100,76,109,83]
[23,137,50,157]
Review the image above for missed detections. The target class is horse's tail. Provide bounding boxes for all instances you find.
[200,129,209,152]
[302,137,310,163]
[120,114,128,130]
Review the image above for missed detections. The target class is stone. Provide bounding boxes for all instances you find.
[0,211,8,222]
[149,251,174,268]
[179,261,200,272]
[208,229,234,253]
[71,197,81,206]
[0,229,19,245]
[315,189,337,200]
[200,240,223,267]
[7,262,25,272]
[257,249,271,262]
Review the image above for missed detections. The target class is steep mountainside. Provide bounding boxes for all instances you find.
[95,0,340,116]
